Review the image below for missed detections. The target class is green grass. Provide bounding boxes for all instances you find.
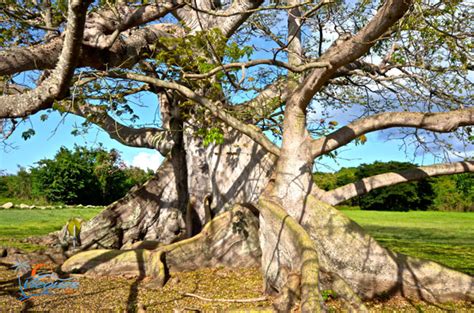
[0,207,473,276]
[0,207,103,251]
[342,210,474,275]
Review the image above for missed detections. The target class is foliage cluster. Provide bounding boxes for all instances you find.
[314,161,474,212]
[0,146,153,205]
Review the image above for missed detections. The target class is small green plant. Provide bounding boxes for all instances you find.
[197,127,225,147]
[321,289,337,301]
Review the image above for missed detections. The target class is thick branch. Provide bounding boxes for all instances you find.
[104,71,281,156]
[0,0,92,118]
[67,103,173,155]
[174,0,263,37]
[321,161,474,205]
[0,23,183,76]
[292,0,412,109]
[311,108,474,158]
[83,1,183,49]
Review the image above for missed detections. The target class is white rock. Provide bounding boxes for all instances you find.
[1,202,13,209]
[19,203,30,209]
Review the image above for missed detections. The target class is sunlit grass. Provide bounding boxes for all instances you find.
[0,207,103,251]
[343,210,474,275]
[1,207,472,276]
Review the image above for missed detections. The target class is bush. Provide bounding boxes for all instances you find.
[31,145,153,205]
[2,145,153,205]
[0,167,34,200]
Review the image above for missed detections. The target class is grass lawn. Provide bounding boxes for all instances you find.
[0,207,103,251]
[0,207,472,276]
[342,210,474,276]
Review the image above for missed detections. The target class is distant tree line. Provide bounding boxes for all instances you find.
[0,145,154,205]
[314,161,474,212]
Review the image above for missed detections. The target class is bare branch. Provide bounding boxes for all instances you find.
[321,161,474,205]
[233,77,288,123]
[66,102,173,155]
[83,1,183,49]
[103,71,281,156]
[0,23,183,76]
[311,108,474,158]
[0,0,92,118]
[292,0,412,109]
[183,59,330,79]
[174,0,263,37]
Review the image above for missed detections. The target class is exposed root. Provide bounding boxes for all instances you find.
[301,195,474,303]
[320,270,368,312]
[60,195,473,308]
[61,205,261,282]
[258,198,323,313]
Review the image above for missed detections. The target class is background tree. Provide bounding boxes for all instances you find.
[0,146,152,205]
[354,161,434,211]
[1,0,473,310]
[0,167,34,201]
[430,173,474,212]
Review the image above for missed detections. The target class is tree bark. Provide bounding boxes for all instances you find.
[73,127,275,249]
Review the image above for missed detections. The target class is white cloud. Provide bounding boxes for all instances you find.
[130,152,163,171]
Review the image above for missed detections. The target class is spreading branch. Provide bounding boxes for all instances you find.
[67,103,173,155]
[174,0,263,37]
[311,108,474,158]
[183,59,330,79]
[83,1,184,49]
[103,71,281,156]
[0,15,183,76]
[321,161,474,205]
[0,0,92,118]
[232,77,288,123]
[291,0,413,109]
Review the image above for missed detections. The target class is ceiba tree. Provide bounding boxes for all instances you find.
[1,0,473,310]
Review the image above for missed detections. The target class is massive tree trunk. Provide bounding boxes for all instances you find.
[57,129,472,309]
[76,128,275,249]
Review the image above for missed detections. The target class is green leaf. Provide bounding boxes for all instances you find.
[21,129,35,140]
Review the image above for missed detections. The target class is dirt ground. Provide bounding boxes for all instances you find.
[0,263,472,312]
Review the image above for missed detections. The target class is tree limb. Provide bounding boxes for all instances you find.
[291,0,412,109]
[66,102,174,155]
[311,108,474,158]
[174,0,263,37]
[232,77,288,123]
[183,59,330,79]
[0,0,92,118]
[320,161,474,205]
[103,71,281,156]
[83,1,183,49]
[0,19,183,76]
